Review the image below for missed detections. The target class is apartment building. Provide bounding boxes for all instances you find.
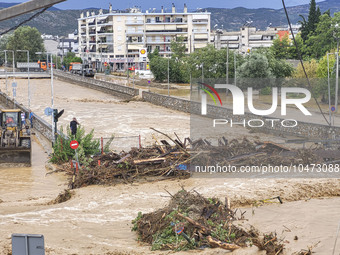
[78,4,211,71]
[57,33,79,56]
[211,25,301,54]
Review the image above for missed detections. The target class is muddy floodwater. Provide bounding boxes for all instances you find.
[0,78,340,254]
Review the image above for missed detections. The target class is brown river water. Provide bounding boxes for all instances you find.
[0,78,339,254]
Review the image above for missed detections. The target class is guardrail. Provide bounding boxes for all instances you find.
[54,70,139,99]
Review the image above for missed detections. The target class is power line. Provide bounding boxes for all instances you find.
[0,7,49,36]
[282,0,330,126]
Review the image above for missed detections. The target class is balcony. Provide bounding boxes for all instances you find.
[192,20,208,24]
[126,30,144,35]
[193,29,208,33]
[89,31,96,35]
[97,30,113,34]
[146,20,187,25]
[145,30,187,35]
[146,41,171,44]
[125,20,144,25]
[97,21,113,26]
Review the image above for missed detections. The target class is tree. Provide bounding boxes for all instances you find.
[149,49,168,82]
[299,0,321,41]
[271,34,291,59]
[304,13,333,59]
[6,26,45,62]
[294,59,319,78]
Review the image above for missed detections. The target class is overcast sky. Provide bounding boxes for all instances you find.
[1,0,326,10]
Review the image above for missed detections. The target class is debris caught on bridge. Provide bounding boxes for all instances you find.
[132,189,284,254]
[53,128,340,188]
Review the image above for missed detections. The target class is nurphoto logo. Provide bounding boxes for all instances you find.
[200,83,312,128]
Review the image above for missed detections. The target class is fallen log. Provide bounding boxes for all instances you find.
[206,236,240,251]
[133,157,166,165]
[177,213,210,235]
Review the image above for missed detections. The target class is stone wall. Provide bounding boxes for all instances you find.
[0,92,53,142]
[142,91,340,139]
[54,70,139,99]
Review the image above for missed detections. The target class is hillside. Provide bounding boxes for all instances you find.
[0,0,338,36]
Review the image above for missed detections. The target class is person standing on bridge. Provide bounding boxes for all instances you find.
[29,110,34,128]
[70,117,80,136]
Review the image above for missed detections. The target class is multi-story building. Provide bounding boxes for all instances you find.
[211,25,301,54]
[57,33,79,56]
[78,4,210,71]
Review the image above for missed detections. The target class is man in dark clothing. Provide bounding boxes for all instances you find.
[70,117,80,136]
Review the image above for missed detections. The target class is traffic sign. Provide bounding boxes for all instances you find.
[44,107,53,116]
[70,140,79,150]
[331,106,336,112]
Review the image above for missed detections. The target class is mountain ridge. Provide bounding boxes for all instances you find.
[0,0,338,36]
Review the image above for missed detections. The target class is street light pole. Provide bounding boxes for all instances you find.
[168,57,170,96]
[4,51,8,105]
[334,24,339,114]
[327,53,332,125]
[36,51,55,143]
[17,50,30,108]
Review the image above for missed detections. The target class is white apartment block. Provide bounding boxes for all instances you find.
[211,25,301,54]
[78,4,211,71]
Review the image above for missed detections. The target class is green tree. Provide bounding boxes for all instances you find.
[300,0,321,41]
[186,45,243,81]
[50,126,100,166]
[149,49,168,82]
[304,13,333,59]
[271,34,290,59]
[6,26,45,62]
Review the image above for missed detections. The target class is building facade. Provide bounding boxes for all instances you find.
[78,4,210,71]
[57,33,79,56]
[211,25,301,54]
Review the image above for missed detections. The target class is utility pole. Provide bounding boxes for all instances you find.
[226,41,229,85]
[4,51,8,105]
[17,50,30,108]
[327,53,333,125]
[234,51,237,86]
[167,57,170,96]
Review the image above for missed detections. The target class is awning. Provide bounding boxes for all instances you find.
[194,34,208,39]
[249,35,263,41]
[221,36,239,41]
[97,16,108,21]
[99,44,108,48]
[87,18,95,23]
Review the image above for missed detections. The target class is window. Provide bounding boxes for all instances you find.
[117,46,122,51]
[138,37,143,42]
[118,36,122,41]
[117,26,122,31]
[146,18,151,23]
[155,17,160,22]
[165,17,170,23]
[117,17,121,22]
[147,45,152,52]
[156,46,160,51]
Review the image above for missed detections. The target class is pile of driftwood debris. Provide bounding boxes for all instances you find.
[56,128,340,188]
[192,137,322,166]
[132,189,284,254]
[58,129,192,188]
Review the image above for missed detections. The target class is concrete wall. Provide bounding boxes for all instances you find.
[0,92,53,142]
[54,70,139,99]
[142,91,340,139]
